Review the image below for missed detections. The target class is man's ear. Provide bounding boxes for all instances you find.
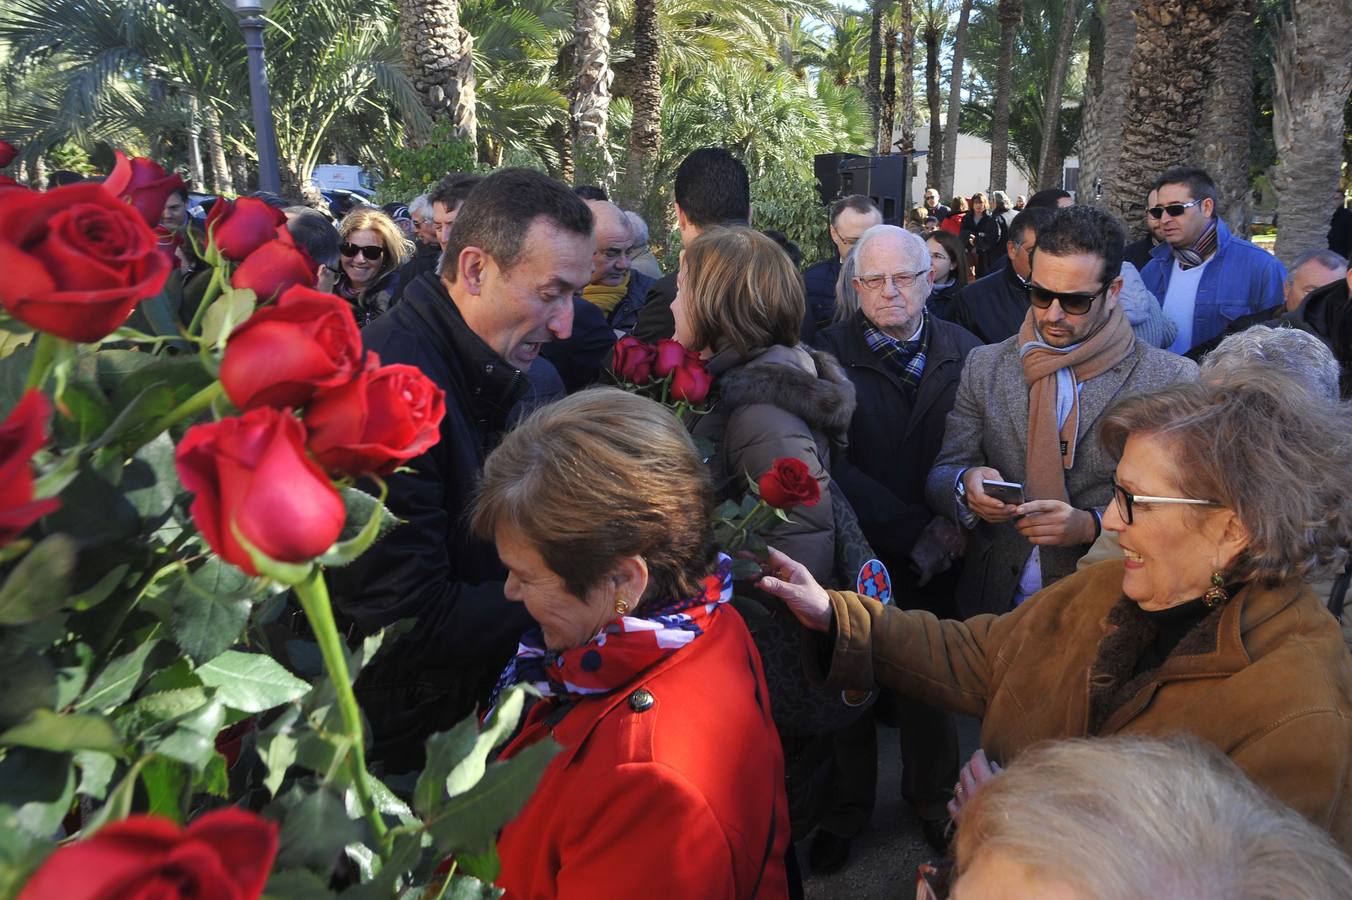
[675,202,688,231]
[458,246,487,297]
[1105,275,1125,310]
[1202,197,1216,220]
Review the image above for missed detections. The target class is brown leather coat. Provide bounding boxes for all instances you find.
[816,560,1352,851]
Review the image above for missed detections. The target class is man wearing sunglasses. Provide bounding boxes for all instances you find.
[1139,166,1286,356]
[947,206,1053,344]
[927,205,1197,617]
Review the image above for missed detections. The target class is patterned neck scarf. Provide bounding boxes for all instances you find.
[1174,219,1218,270]
[488,555,734,711]
[864,312,929,392]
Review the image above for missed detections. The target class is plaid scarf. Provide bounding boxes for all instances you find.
[488,555,734,711]
[864,312,929,391]
[1174,219,1218,270]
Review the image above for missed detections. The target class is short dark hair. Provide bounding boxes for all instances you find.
[926,229,969,288]
[1008,207,1054,247]
[673,148,750,228]
[284,207,342,271]
[760,228,803,267]
[441,168,593,281]
[1025,188,1072,210]
[429,172,483,212]
[1032,205,1126,284]
[573,185,608,201]
[1151,166,1218,206]
[830,194,880,226]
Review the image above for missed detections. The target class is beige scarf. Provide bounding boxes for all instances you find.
[1019,304,1134,503]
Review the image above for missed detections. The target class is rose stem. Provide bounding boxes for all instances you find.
[292,567,391,856]
[23,332,60,390]
[135,380,225,449]
[185,264,226,337]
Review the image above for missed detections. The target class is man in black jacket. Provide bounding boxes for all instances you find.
[810,225,979,867]
[334,169,595,772]
[947,207,1053,344]
[389,172,482,304]
[1290,258,1352,398]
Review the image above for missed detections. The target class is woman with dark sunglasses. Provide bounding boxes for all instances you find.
[334,208,412,327]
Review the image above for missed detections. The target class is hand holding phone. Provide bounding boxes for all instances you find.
[981,479,1025,507]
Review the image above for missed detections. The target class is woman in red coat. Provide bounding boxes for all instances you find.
[473,387,791,900]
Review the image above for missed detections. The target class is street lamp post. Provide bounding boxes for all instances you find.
[227,0,282,195]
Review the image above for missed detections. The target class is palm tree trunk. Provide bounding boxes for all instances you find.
[186,95,206,193]
[1197,0,1255,237]
[619,0,661,209]
[202,103,234,195]
[571,0,616,188]
[989,0,1022,192]
[868,1,885,149]
[881,25,898,153]
[1111,0,1233,228]
[26,155,46,192]
[1078,0,1137,210]
[924,9,944,192]
[1272,0,1352,267]
[1035,0,1081,190]
[231,155,250,195]
[396,0,477,147]
[899,0,917,151]
[547,121,575,184]
[939,0,973,198]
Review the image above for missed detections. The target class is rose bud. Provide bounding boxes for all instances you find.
[0,182,170,342]
[304,356,446,476]
[175,407,346,575]
[206,196,290,262]
[0,141,16,168]
[757,456,821,509]
[18,808,278,900]
[220,285,363,410]
[103,151,186,228]
[652,338,688,378]
[611,335,656,385]
[0,391,61,548]
[230,239,318,300]
[670,357,714,405]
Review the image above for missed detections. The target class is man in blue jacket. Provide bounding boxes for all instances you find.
[1140,167,1285,355]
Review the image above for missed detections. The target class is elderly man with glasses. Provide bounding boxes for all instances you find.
[926,205,1197,618]
[1140,166,1286,356]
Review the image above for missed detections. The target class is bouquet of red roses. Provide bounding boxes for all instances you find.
[610,335,715,416]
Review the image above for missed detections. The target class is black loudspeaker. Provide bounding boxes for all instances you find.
[838,154,909,226]
[814,153,866,207]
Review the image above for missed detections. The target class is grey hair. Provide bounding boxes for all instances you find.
[1286,249,1348,285]
[833,246,861,323]
[851,223,931,283]
[408,193,431,221]
[955,736,1352,900]
[1202,325,1340,401]
[623,210,650,248]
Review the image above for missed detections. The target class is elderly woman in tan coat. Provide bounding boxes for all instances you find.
[760,368,1352,853]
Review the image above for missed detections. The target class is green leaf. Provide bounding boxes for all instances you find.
[274,786,361,877]
[82,755,150,834]
[53,643,93,710]
[0,804,53,898]
[201,287,257,350]
[713,499,741,521]
[739,493,760,517]
[731,558,764,582]
[1,709,123,755]
[121,433,178,530]
[196,650,311,713]
[0,534,75,625]
[414,686,528,820]
[88,382,177,455]
[75,638,163,712]
[0,749,74,839]
[425,738,560,856]
[74,750,116,800]
[444,873,505,900]
[259,730,298,798]
[150,700,225,769]
[53,378,112,446]
[169,567,255,664]
[261,868,336,900]
[67,564,130,612]
[140,755,188,822]
[199,751,230,797]
[337,831,424,900]
[456,845,501,885]
[446,687,527,797]
[0,651,56,732]
[316,483,399,568]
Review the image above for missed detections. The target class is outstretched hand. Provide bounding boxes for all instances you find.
[755,547,833,633]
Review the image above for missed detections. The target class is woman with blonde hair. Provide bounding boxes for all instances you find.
[333,207,413,327]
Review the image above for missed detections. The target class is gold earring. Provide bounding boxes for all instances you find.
[1202,570,1229,609]
[615,595,630,616]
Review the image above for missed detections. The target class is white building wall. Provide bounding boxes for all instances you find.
[904,128,1032,205]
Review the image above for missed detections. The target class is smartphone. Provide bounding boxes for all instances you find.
[981,479,1025,507]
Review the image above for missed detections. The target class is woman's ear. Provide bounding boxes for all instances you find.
[611,555,650,609]
[1216,509,1252,572]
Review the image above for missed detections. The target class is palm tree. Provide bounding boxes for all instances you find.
[868,0,884,149]
[1195,0,1254,236]
[988,0,1022,191]
[1271,0,1352,265]
[570,0,616,187]
[920,0,948,191]
[938,0,972,197]
[396,0,476,146]
[898,0,917,151]
[1034,0,1079,189]
[1078,0,1137,209]
[880,8,897,152]
[618,0,661,209]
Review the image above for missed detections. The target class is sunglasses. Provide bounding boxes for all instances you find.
[340,243,386,261]
[1146,199,1203,219]
[1028,282,1106,316]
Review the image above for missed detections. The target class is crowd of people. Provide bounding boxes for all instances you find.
[120,147,1352,897]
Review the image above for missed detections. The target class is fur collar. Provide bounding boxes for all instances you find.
[714,345,856,439]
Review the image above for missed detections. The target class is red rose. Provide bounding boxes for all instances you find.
[652,338,688,378]
[670,357,714,405]
[230,239,318,301]
[18,808,277,900]
[103,151,186,228]
[0,182,171,342]
[0,175,20,190]
[0,391,61,548]
[0,141,16,168]
[757,457,821,509]
[612,335,656,385]
[176,407,346,575]
[304,355,446,476]
[206,197,290,262]
[220,285,363,410]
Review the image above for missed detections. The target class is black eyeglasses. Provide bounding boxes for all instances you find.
[340,243,386,261]
[1147,199,1202,220]
[1028,282,1106,316]
[1112,480,1219,525]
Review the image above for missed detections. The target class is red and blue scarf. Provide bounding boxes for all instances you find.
[489,555,734,709]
